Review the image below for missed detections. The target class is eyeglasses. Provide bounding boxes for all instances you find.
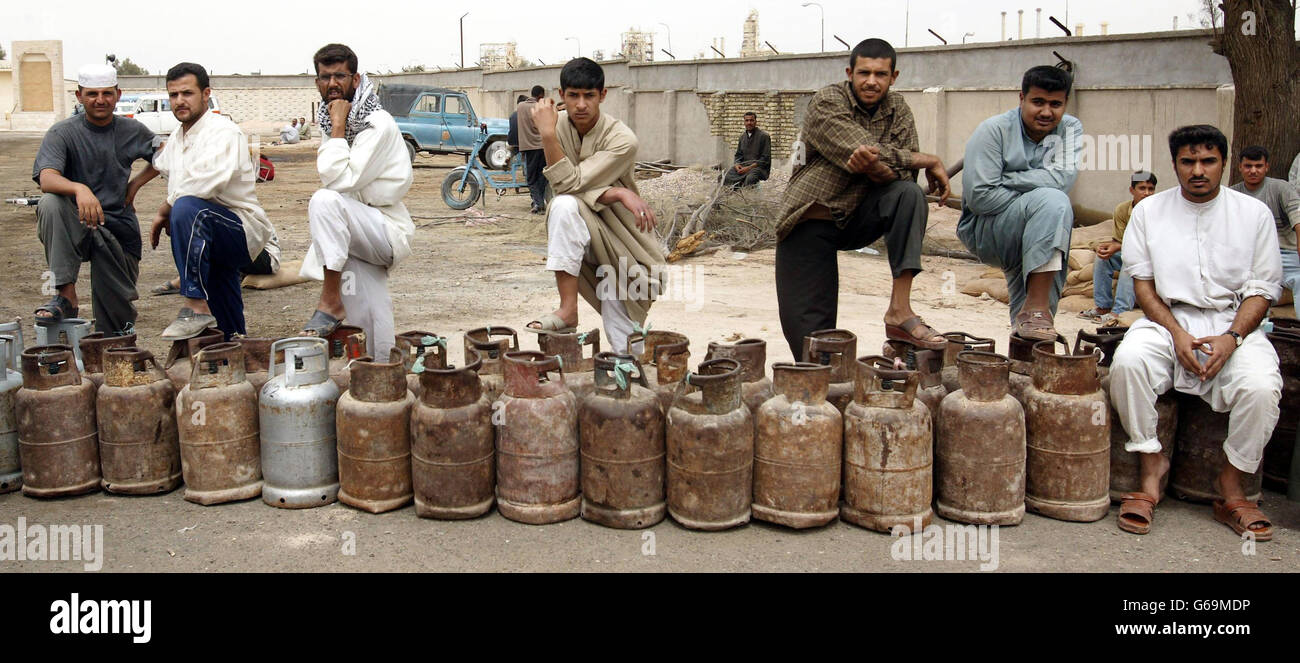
[315,73,353,83]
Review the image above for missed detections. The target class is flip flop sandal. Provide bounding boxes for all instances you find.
[302,309,343,338]
[1076,308,1103,320]
[151,280,181,296]
[1117,492,1157,535]
[161,307,219,341]
[1213,499,1273,541]
[884,316,947,351]
[34,294,78,327]
[525,311,577,336]
[1014,310,1057,342]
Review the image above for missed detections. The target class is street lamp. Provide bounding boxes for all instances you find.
[658,22,673,56]
[801,2,824,53]
[459,13,469,69]
[962,32,975,44]
[565,36,581,59]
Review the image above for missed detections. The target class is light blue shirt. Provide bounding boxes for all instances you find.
[961,108,1083,219]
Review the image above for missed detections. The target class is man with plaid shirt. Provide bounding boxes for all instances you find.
[775,38,951,360]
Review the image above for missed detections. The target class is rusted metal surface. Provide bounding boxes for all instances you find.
[705,338,772,414]
[1263,331,1300,490]
[1074,327,1128,369]
[882,339,947,423]
[631,329,690,410]
[802,329,857,414]
[936,351,1026,525]
[325,326,367,392]
[260,338,341,508]
[163,328,224,391]
[412,352,495,519]
[539,328,601,403]
[753,362,841,528]
[17,345,100,497]
[495,351,580,524]
[1108,391,1178,501]
[337,350,414,513]
[464,325,519,403]
[236,337,275,393]
[0,335,22,493]
[941,332,995,393]
[177,342,262,505]
[395,330,446,397]
[78,332,137,389]
[666,358,754,530]
[1169,393,1263,503]
[1024,341,1110,522]
[841,356,932,531]
[97,347,182,494]
[579,352,666,529]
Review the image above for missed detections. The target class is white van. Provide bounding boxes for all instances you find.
[126,92,227,134]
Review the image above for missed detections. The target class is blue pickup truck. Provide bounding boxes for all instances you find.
[378,84,512,169]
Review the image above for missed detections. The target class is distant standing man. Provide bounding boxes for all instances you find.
[775,38,952,360]
[958,65,1082,341]
[145,62,276,340]
[1078,170,1157,325]
[723,111,771,189]
[517,85,549,214]
[298,43,415,360]
[31,63,158,334]
[1229,145,1300,298]
[508,94,525,153]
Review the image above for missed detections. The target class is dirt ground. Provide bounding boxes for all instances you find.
[1,131,1296,573]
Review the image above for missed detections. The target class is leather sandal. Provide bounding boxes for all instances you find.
[1213,499,1273,541]
[1014,309,1057,342]
[34,294,78,327]
[1117,492,1157,535]
[884,316,947,350]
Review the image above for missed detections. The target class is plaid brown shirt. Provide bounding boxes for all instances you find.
[777,81,919,240]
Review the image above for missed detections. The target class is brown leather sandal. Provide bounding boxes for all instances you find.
[1117,492,1157,535]
[885,316,947,351]
[1213,499,1273,541]
[1014,309,1057,342]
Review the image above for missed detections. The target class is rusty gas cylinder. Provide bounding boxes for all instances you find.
[1023,341,1110,522]
[1270,316,1300,333]
[802,329,857,414]
[177,342,262,505]
[96,347,182,494]
[395,330,446,397]
[630,329,689,404]
[936,352,1026,525]
[841,356,933,531]
[1169,393,1263,503]
[1006,332,1036,408]
[539,328,601,402]
[464,325,520,403]
[666,358,755,530]
[411,352,495,519]
[1074,327,1128,379]
[883,339,946,424]
[16,345,100,497]
[164,328,225,391]
[325,325,367,392]
[495,351,580,524]
[236,337,275,393]
[941,332,995,393]
[0,336,21,493]
[579,352,666,529]
[705,338,772,414]
[337,349,415,513]
[752,362,841,528]
[78,332,137,389]
[1263,330,1300,491]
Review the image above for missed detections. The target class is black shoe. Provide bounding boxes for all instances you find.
[530,204,542,215]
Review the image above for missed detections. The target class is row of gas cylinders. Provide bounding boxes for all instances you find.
[1,320,1296,531]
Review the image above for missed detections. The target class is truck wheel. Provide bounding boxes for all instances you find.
[442,167,483,210]
[406,139,418,164]
[480,137,512,170]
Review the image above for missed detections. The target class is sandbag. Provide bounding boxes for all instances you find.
[1070,220,1115,250]
[1069,249,1095,270]
[1057,294,1095,313]
[1061,281,1093,298]
[1066,268,1094,286]
[960,278,1009,304]
[242,258,311,290]
[979,267,1004,279]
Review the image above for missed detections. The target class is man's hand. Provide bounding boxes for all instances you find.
[614,188,657,232]
[845,144,880,174]
[1096,240,1120,260]
[532,98,560,138]
[735,164,752,175]
[150,204,171,250]
[865,159,898,184]
[74,184,104,228]
[327,99,351,138]
[923,162,951,205]
[1192,334,1237,381]
[1171,329,1206,378]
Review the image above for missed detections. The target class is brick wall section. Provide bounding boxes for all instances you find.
[697,90,800,161]
[119,86,321,125]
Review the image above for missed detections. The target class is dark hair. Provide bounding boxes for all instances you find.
[1021,65,1072,97]
[530,85,545,98]
[313,43,358,75]
[165,62,210,89]
[517,94,528,104]
[1168,124,1228,161]
[849,38,896,71]
[743,111,757,120]
[559,57,604,91]
[1130,171,1157,187]
[1240,145,1270,162]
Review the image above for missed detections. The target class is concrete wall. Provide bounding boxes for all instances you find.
[8,40,65,131]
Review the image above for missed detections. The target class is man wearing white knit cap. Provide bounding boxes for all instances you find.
[30,62,158,334]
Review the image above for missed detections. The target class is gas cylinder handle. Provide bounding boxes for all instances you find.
[271,336,321,381]
[0,335,10,373]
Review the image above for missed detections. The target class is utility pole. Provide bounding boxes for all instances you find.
[459,13,469,68]
[801,3,824,52]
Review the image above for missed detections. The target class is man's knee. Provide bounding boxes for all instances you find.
[1021,188,1072,217]
[548,194,580,219]
[36,193,76,226]
[308,189,346,220]
[170,196,207,223]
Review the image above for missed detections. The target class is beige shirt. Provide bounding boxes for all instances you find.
[154,111,273,261]
[516,98,542,151]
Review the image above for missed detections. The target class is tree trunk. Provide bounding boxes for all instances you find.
[1213,0,1299,183]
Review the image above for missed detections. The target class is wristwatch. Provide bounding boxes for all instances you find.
[1225,330,1242,347]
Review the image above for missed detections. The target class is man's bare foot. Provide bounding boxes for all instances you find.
[34,286,78,322]
[527,308,578,332]
[1213,471,1247,504]
[1138,452,1170,502]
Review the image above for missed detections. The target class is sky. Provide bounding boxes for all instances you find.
[4,0,1226,76]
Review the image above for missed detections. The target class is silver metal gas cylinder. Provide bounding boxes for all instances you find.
[35,318,93,370]
[259,337,341,508]
[0,335,23,493]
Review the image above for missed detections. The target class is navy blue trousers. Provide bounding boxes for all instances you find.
[169,196,251,339]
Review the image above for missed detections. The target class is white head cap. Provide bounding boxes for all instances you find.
[77,63,118,88]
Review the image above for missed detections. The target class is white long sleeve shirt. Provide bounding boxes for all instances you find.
[300,109,414,280]
[154,111,273,261]
[1123,185,1282,392]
